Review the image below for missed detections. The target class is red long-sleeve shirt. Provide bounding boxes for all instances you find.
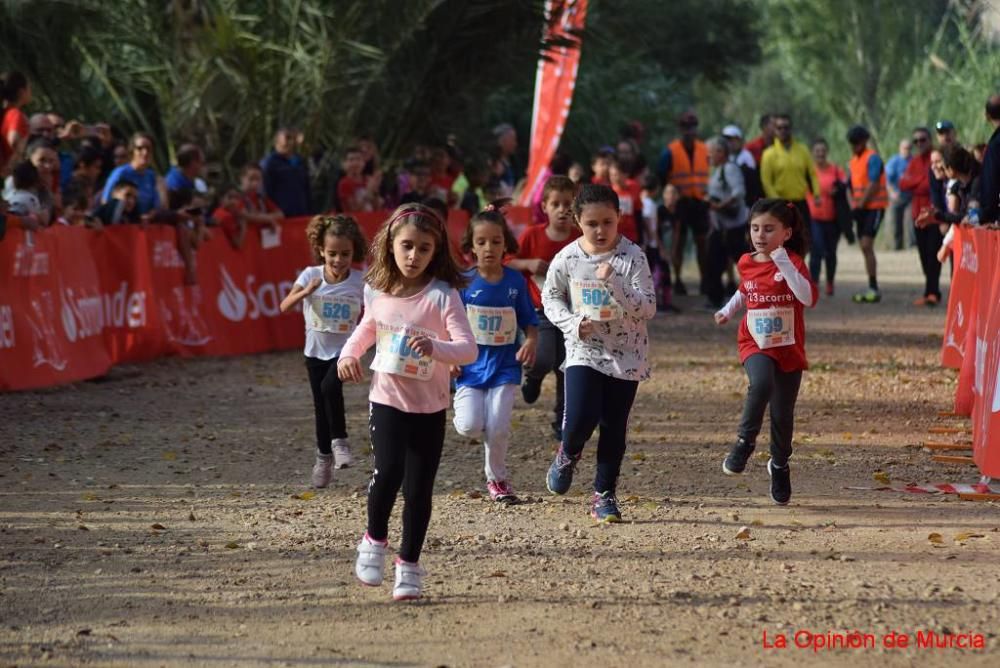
[898,152,931,219]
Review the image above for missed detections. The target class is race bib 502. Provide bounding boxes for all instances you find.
[570,278,622,321]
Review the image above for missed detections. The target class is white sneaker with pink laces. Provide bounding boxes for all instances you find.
[355,533,387,586]
[392,559,426,601]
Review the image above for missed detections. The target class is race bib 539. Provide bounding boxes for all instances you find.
[747,306,795,349]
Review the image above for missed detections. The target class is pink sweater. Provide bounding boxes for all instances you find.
[341,279,477,413]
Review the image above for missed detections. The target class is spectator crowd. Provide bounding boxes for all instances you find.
[3,68,999,309]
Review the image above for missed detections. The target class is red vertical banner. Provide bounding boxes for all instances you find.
[519,0,587,206]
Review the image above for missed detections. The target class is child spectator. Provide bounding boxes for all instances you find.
[91,180,140,226]
[3,160,47,227]
[608,157,641,244]
[399,160,445,205]
[657,184,681,312]
[590,148,614,186]
[640,173,670,310]
[337,146,382,212]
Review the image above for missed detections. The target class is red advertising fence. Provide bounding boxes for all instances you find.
[939,226,1000,477]
[0,209,474,392]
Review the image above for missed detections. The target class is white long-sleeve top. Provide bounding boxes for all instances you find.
[542,236,656,381]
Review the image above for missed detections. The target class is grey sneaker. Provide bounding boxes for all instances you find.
[332,438,352,469]
[312,451,333,488]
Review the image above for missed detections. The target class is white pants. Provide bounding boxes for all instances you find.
[452,384,516,482]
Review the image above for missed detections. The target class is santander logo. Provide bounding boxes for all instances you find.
[217,266,295,322]
[217,267,249,321]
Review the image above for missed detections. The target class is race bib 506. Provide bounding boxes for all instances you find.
[371,322,435,381]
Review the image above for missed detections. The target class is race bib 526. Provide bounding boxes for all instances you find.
[307,296,359,334]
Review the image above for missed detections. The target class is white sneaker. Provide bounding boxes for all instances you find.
[392,559,426,601]
[311,452,333,488]
[332,438,352,469]
[355,534,387,586]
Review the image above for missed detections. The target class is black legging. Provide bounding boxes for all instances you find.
[704,225,749,307]
[524,310,565,430]
[305,356,347,454]
[914,224,944,298]
[366,403,445,563]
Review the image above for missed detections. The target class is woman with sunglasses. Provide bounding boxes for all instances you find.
[899,127,942,306]
[101,132,165,216]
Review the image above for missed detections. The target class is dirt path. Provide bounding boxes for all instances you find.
[1,249,998,667]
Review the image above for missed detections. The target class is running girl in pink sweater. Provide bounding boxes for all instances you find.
[338,202,477,601]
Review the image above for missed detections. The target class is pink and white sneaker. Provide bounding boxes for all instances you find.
[355,533,387,586]
[486,479,518,503]
[392,558,426,601]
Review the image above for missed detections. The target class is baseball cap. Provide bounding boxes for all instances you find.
[935,120,955,132]
[721,124,742,139]
[677,111,699,127]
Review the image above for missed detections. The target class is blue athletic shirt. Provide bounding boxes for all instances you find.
[457,266,538,389]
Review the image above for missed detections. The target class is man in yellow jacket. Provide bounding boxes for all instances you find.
[759,114,820,226]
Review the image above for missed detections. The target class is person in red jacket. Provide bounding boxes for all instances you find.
[898,127,941,305]
[713,198,818,505]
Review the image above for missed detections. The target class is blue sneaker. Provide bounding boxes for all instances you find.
[590,491,622,523]
[546,447,578,495]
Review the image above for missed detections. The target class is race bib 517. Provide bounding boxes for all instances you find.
[466,304,517,345]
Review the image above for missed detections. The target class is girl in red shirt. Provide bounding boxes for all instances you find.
[714,199,818,505]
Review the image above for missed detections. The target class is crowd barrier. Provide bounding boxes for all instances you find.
[939,226,1000,477]
[0,208,479,392]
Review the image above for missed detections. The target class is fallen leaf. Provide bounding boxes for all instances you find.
[292,491,316,501]
[81,493,99,501]
[750,519,764,527]
[150,523,166,530]
[953,532,984,542]
[623,495,640,503]
[873,471,891,484]
[630,452,646,462]
[162,451,177,461]
[489,570,506,577]
[927,532,944,544]
[77,525,90,531]
[735,526,752,540]
[225,541,240,549]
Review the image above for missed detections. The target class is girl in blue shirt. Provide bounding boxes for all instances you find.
[453,203,538,502]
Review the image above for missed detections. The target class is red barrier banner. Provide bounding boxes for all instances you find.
[971,230,1000,476]
[1,210,473,392]
[519,0,587,206]
[941,226,977,369]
